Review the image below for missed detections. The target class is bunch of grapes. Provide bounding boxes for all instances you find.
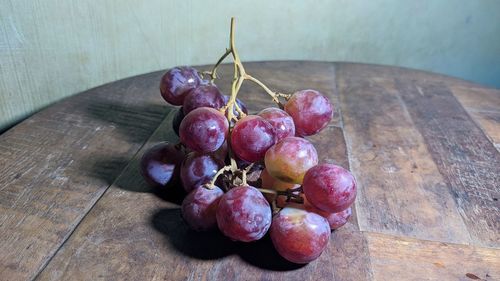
[140,18,356,264]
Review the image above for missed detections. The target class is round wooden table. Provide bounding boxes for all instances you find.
[1,62,499,281]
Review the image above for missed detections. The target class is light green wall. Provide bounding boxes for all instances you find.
[1,0,499,131]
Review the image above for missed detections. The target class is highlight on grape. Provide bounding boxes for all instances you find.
[140,18,357,264]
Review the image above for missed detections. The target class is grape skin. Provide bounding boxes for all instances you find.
[179,107,229,153]
[181,185,224,231]
[216,185,272,242]
[302,164,357,213]
[258,108,295,142]
[180,152,224,193]
[183,84,225,115]
[305,199,352,230]
[160,66,202,105]
[284,89,333,136]
[265,137,318,184]
[270,207,330,264]
[231,115,276,163]
[139,142,184,187]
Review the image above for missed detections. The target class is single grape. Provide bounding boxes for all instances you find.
[284,89,333,136]
[183,84,225,115]
[270,207,330,264]
[302,164,356,213]
[304,198,352,230]
[231,115,276,163]
[181,185,224,231]
[216,185,272,242]
[265,137,318,184]
[140,142,184,187]
[179,107,229,153]
[160,66,202,105]
[258,108,295,142]
[172,107,185,136]
[180,152,224,193]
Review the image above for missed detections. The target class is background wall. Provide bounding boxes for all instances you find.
[1,0,499,131]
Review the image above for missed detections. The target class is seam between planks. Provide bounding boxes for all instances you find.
[30,110,173,281]
[332,63,376,281]
[360,230,499,251]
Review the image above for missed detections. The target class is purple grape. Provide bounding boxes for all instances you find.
[231,115,276,163]
[284,89,333,136]
[140,142,184,187]
[179,107,229,153]
[216,185,272,242]
[302,164,356,213]
[270,207,330,264]
[180,152,224,193]
[160,66,202,105]
[181,185,224,231]
[183,84,225,115]
[258,108,295,142]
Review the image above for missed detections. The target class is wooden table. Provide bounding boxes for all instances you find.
[1,62,499,281]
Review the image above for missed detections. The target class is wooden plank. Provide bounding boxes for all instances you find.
[365,232,500,281]
[449,84,500,149]
[337,63,472,244]
[36,62,373,281]
[395,79,500,247]
[0,72,168,280]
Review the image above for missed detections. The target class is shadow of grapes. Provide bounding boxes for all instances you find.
[151,208,305,271]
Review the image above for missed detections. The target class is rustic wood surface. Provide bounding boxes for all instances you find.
[0,62,498,281]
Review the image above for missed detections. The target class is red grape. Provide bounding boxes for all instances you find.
[231,115,276,163]
[183,84,225,115]
[258,108,295,142]
[181,185,224,231]
[140,142,184,187]
[172,107,185,136]
[270,207,330,264]
[284,90,333,136]
[305,199,352,230]
[216,185,272,242]
[265,137,318,184]
[160,66,202,105]
[179,107,229,153]
[180,152,224,193]
[302,164,356,212]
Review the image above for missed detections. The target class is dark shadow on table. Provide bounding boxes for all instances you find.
[151,208,305,271]
[84,99,169,144]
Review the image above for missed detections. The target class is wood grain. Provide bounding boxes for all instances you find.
[337,64,472,244]
[449,84,500,150]
[366,232,500,281]
[0,73,168,280]
[395,79,500,247]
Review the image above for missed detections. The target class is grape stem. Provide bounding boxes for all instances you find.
[207,17,291,121]
[204,18,296,201]
[204,165,232,189]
